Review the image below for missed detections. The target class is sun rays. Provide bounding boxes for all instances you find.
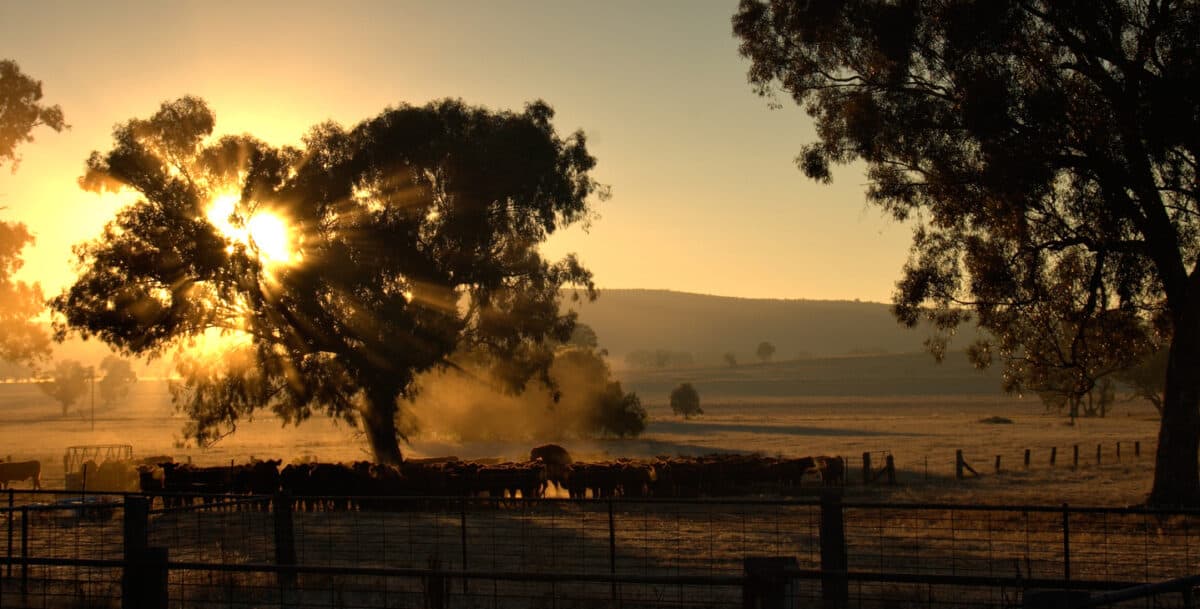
[205,193,299,269]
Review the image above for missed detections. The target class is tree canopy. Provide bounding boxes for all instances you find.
[98,355,137,407]
[0,221,51,366]
[39,359,88,416]
[669,382,702,419]
[53,96,605,464]
[1,59,66,171]
[756,341,776,362]
[0,60,61,370]
[735,0,1200,505]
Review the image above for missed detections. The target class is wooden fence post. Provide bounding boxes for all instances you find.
[1135,441,1141,458]
[1073,445,1079,469]
[460,498,468,595]
[123,495,169,609]
[6,489,12,578]
[861,452,872,486]
[273,492,297,590]
[743,556,798,609]
[884,455,896,485]
[1062,504,1071,582]
[994,455,1002,473]
[956,450,977,479]
[1050,447,1057,467]
[1117,442,1121,462]
[1024,449,1031,468]
[20,506,27,602]
[818,491,848,609]
[1096,444,1102,465]
[608,499,617,604]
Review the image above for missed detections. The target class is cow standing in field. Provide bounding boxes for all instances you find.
[531,444,572,494]
[814,456,846,487]
[0,460,41,490]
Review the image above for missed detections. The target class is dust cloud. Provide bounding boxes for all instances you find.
[403,348,618,445]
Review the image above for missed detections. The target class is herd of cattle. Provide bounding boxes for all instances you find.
[2,447,847,509]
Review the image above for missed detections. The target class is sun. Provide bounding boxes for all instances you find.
[247,213,291,265]
[205,193,297,268]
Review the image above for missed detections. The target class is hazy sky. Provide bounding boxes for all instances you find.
[1,0,912,302]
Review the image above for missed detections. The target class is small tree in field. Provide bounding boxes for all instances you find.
[756,341,776,363]
[723,352,738,368]
[40,359,88,416]
[670,382,702,420]
[98,355,137,407]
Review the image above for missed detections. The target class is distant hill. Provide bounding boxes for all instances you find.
[567,289,970,368]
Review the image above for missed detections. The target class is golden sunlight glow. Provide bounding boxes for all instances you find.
[247,213,292,265]
[205,193,297,268]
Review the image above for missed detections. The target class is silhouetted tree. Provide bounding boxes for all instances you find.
[97,355,137,407]
[723,352,738,368]
[669,382,702,420]
[551,347,645,438]
[1113,346,1169,416]
[969,260,1162,422]
[566,322,600,350]
[40,359,88,416]
[0,221,51,367]
[590,382,647,438]
[1,59,66,171]
[735,1,1200,506]
[53,96,604,465]
[0,61,60,370]
[756,341,776,363]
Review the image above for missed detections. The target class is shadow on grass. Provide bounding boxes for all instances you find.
[647,420,926,438]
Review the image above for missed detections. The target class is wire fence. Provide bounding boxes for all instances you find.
[3,489,1200,608]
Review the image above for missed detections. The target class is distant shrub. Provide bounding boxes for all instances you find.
[978,416,1014,424]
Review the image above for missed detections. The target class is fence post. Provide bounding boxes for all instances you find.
[995,455,1002,473]
[6,489,12,578]
[884,455,896,485]
[424,556,447,609]
[743,556,798,609]
[861,452,872,486]
[460,498,468,595]
[20,506,27,602]
[608,499,617,604]
[1050,447,1057,467]
[122,495,149,609]
[1135,441,1141,458]
[273,492,296,589]
[818,490,848,609]
[956,450,977,479]
[1073,445,1079,469]
[1096,444,1102,465]
[1116,442,1121,462]
[1024,449,1031,469]
[127,546,168,609]
[1062,504,1071,582]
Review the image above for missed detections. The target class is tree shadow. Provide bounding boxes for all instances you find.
[647,420,926,438]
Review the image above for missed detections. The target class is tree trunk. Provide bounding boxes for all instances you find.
[1149,306,1200,506]
[361,387,403,466]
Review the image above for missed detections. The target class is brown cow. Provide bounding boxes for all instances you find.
[0,460,42,490]
[814,456,846,487]
[531,444,572,492]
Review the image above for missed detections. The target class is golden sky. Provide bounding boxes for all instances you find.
[1,1,912,302]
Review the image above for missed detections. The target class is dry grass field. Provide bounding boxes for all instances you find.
[0,355,1181,608]
[0,352,1165,507]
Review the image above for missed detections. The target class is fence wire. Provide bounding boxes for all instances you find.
[4,491,1200,608]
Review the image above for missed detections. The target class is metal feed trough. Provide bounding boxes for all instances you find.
[62,444,135,492]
